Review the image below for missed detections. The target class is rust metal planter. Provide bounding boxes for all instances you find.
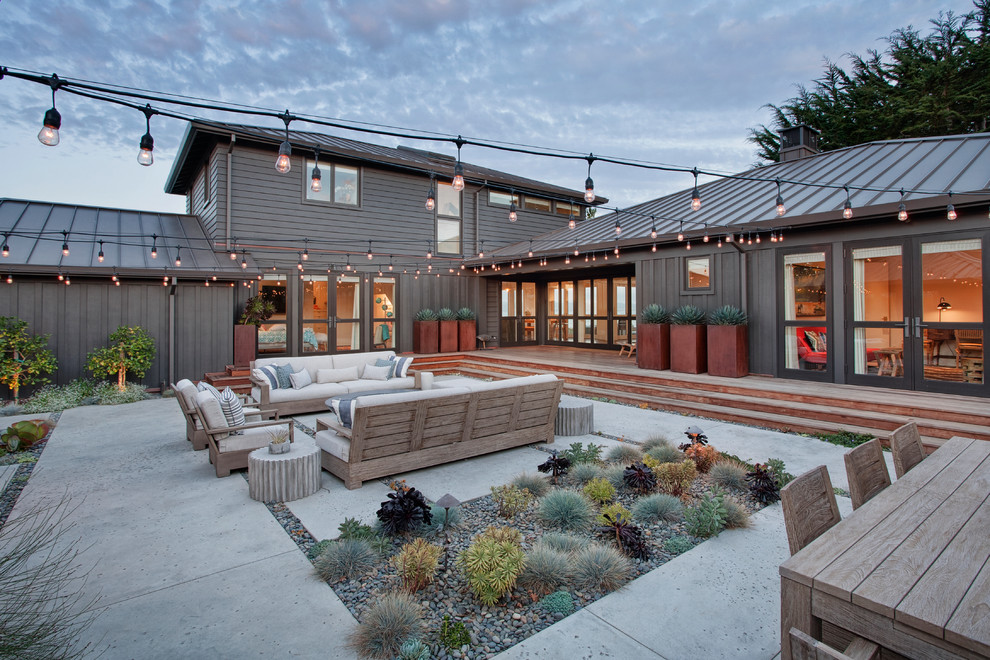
[439,320,458,353]
[637,323,670,370]
[458,320,477,351]
[413,320,439,354]
[233,324,257,366]
[670,324,707,374]
[707,325,749,377]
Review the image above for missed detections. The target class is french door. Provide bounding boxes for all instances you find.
[845,236,985,394]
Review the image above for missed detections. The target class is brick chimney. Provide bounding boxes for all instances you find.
[779,124,820,162]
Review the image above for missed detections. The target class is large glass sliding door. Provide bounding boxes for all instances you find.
[544,275,636,348]
[782,251,831,377]
[500,282,536,345]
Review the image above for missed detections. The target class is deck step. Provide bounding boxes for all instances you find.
[203,371,252,395]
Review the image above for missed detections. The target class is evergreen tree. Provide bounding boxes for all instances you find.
[750,1,990,162]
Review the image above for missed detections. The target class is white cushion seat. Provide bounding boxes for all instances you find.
[315,430,350,461]
[340,376,415,394]
[217,427,278,453]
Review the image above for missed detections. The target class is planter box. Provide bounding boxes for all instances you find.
[413,320,438,354]
[670,324,707,374]
[707,325,749,377]
[233,324,257,366]
[637,323,670,370]
[458,320,477,351]
[439,320,458,353]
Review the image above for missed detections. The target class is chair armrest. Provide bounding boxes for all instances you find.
[202,417,294,437]
[248,375,272,407]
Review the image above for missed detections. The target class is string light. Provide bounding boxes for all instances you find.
[367,240,373,260]
[452,137,465,191]
[302,239,309,260]
[426,242,432,260]
[946,191,957,221]
[584,154,596,203]
[310,146,322,193]
[241,251,247,269]
[898,189,909,222]
[5,273,11,284]
[204,278,210,287]
[677,221,684,242]
[651,243,657,252]
[650,216,657,239]
[230,243,238,260]
[174,247,181,267]
[37,75,62,147]
[137,104,157,166]
[574,246,580,256]
[388,255,394,271]
[755,232,761,244]
[703,224,709,243]
[425,173,435,211]
[717,236,722,248]
[685,241,691,251]
[690,168,702,211]
[1,235,8,258]
[614,216,622,236]
[296,253,304,271]
[275,110,292,173]
[111,268,118,282]
[843,185,853,219]
[151,234,158,259]
[528,241,534,258]
[775,179,786,216]
[478,241,485,259]
[614,244,620,256]
[97,239,104,262]
[345,255,352,271]
[568,214,576,230]
[509,194,518,223]
[61,231,69,256]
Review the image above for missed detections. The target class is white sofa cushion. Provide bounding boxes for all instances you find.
[362,364,392,381]
[290,368,313,389]
[264,381,348,403]
[255,355,333,383]
[317,366,360,383]
[217,426,277,453]
[340,376,415,394]
[331,351,395,377]
[315,430,350,461]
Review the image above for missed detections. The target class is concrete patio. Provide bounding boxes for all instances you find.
[4,387,893,659]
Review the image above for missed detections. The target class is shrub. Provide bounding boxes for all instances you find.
[671,304,707,325]
[438,615,471,650]
[710,460,749,490]
[377,487,433,536]
[598,512,650,560]
[641,434,674,452]
[0,317,57,404]
[654,460,697,497]
[559,441,603,464]
[645,442,685,464]
[723,497,751,529]
[457,533,525,606]
[582,477,616,504]
[518,545,570,596]
[570,543,633,592]
[570,462,605,485]
[491,484,534,518]
[684,443,720,473]
[392,538,442,592]
[623,462,657,493]
[398,639,431,660]
[537,451,571,483]
[538,590,575,615]
[766,457,795,488]
[511,472,550,497]
[602,464,626,490]
[814,429,874,448]
[534,532,589,555]
[664,535,695,555]
[640,303,671,324]
[746,463,781,504]
[478,525,523,546]
[537,489,595,532]
[314,539,378,582]
[86,325,156,391]
[348,591,426,660]
[631,493,683,523]
[684,491,727,538]
[94,382,149,405]
[605,443,643,464]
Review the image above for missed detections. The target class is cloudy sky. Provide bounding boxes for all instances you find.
[0,0,976,214]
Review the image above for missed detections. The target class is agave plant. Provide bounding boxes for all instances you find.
[537,450,571,484]
[377,487,434,535]
[455,307,476,321]
[598,512,650,560]
[640,303,671,324]
[622,462,657,493]
[437,307,457,321]
[414,308,438,322]
[708,304,748,326]
[670,304,707,325]
[746,463,781,505]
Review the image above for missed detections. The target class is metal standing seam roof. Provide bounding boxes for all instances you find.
[165,120,605,205]
[0,199,256,277]
[490,132,990,259]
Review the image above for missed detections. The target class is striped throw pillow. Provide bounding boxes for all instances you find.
[390,355,413,378]
[217,387,246,434]
[197,381,222,399]
[256,365,280,389]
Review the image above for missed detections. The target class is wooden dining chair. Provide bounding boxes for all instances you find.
[789,628,880,660]
[844,438,891,510]
[889,421,925,479]
[780,465,841,555]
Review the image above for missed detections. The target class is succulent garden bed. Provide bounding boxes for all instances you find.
[306,431,792,660]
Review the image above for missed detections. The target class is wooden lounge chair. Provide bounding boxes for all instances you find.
[617,340,636,357]
[194,390,293,477]
[888,421,925,479]
[172,380,266,450]
[780,465,841,555]
[788,627,879,660]
[844,438,890,510]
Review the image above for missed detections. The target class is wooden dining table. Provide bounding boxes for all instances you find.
[779,435,990,660]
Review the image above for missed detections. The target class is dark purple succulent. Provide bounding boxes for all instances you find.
[746,463,781,505]
[599,512,650,560]
[376,486,433,535]
[537,451,571,483]
[623,462,657,493]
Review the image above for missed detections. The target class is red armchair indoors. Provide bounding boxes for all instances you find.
[796,326,827,369]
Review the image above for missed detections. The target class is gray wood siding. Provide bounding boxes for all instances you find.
[173,282,235,381]
[395,273,485,352]
[189,148,222,242]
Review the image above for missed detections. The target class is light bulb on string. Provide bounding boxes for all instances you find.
[717,237,723,248]
[310,146,322,192]
[302,239,309,260]
[451,137,465,191]
[614,216,622,236]
[112,268,118,282]
[574,247,579,256]
[151,234,158,259]
[425,173,436,211]
[568,216,576,230]
[584,154,596,203]
[528,241,534,258]
[1,235,8,258]
[367,241,373,260]
[755,232,761,244]
[478,241,485,259]
[898,189,909,222]
[174,247,181,267]
[651,243,657,252]
[275,111,292,173]
[61,231,69,256]
[775,179,786,216]
[345,255,351,271]
[297,253,304,271]
[137,104,156,166]
[677,221,684,242]
[426,242,433,260]
[685,241,691,251]
[230,243,238,260]
[946,192,957,221]
[842,185,853,219]
[650,216,657,240]
[241,251,247,269]
[690,168,702,211]
[508,198,517,222]
[726,233,733,243]
[97,240,104,262]
[703,224,709,243]
[5,273,11,284]
[37,75,62,147]
[388,255,394,271]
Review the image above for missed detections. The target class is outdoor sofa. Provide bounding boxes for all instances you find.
[249,351,423,416]
[314,373,563,489]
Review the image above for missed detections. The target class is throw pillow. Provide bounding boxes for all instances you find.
[316,366,360,383]
[290,368,313,390]
[197,381,222,399]
[256,365,280,389]
[362,364,392,381]
[390,355,413,378]
[217,387,246,434]
[374,358,396,379]
[818,332,828,352]
[803,331,822,353]
[275,363,295,389]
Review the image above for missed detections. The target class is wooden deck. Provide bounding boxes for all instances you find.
[411,346,990,447]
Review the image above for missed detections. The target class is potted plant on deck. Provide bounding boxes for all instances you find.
[413,308,439,354]
[235,295,275,366]
[437,307,458,353]
[457,307,477,352]
[670,304,707,374]
[637,304,671,371]
[707,305,749,378]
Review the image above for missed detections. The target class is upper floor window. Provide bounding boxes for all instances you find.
[305,161,360,206]
[489,190,519,207]
[437,183,461,217]
[686,256,711,290]
[556,201,580,217]
[523,196,551,213]
[437,183,461,255]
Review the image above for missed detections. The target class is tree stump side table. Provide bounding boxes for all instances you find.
[555,400,594,436]
[248,439,321,502]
